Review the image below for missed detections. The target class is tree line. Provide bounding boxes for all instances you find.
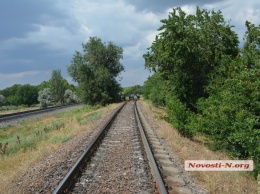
[0,37,125,108]
[0,70,78,108]
[143,7,260,178]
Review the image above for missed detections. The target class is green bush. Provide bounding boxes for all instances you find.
[143,72,167,106]
[166,96,195,138]
[194,57,260,177]
[80,112,102,125]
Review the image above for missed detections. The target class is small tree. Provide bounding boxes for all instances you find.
[38,88,53,108]
[49,69,66,105]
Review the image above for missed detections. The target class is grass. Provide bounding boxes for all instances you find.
[140,100,258,194]
[0,105,104,157]
[0,105,39,115]
[79,112,102,125]
[0,103,120,193]
[50,135,70,144]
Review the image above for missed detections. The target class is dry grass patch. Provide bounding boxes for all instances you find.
[0,103,120,194]
[140,100,258,194]
[0,141,59,193]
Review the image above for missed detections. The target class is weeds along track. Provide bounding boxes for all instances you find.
[53,102,167,194]
[0,104,81,127]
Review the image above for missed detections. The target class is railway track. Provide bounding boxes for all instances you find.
[52,101,167,194]
[0,104,80,123]
[8,101,205,193]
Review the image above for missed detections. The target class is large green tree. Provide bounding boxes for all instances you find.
[144,7,239,111]
[67,37,124,105]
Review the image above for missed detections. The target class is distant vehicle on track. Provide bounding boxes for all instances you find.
[127,94,140,101]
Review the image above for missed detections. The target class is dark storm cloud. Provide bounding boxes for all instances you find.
[0,0,66,40]
[0,0,74,77]
[1,43,69,74]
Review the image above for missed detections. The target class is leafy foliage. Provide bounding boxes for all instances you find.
[193,21,260,177]
[64,89,79,104]
[49,69,67,105]
[68,37,124,105]
[0,84,22,106]
[0,94,5,106]
[166,96,194,138]
[38,88,53,108]
[143,73,167,106]
[123,85,143,96]
[143,7,260,177]
[0,84,38,106]
[144,7,239,111]
[17,84,39,106]
[37,81,50,92]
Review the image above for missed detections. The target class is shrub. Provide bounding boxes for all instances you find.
[38,88,53,108]
[194,57,260,178]
[166,96,195,138]
[64,89,80,104]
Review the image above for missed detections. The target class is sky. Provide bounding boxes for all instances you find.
[0,0,259,90]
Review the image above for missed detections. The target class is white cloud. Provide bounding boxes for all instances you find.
[0,0,259,89]
[0,23,90,54]
[1,0,164,56]
[202,0,260,43]
[179,5,197,15]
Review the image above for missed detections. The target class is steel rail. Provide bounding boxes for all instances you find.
[134,101,168,194]
[52,102,126,194]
